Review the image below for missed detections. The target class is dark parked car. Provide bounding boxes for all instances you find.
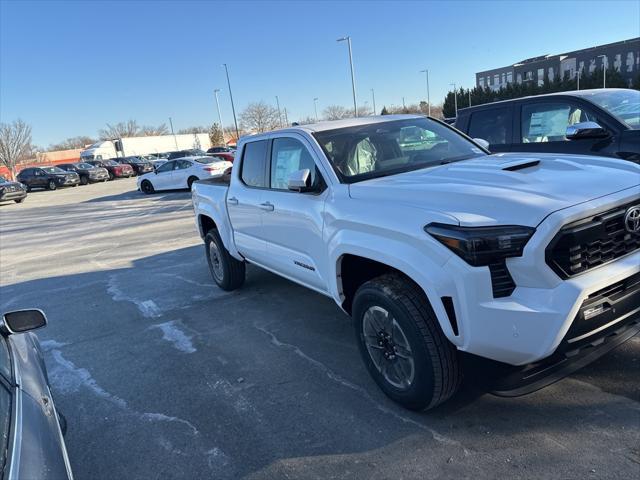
[116,156,154,176]
[166,149,206,160]
[58,162,109,185]
[206,146,234,154]
[205,152,235,163]
[0,175,28,203]
[1,309,74,479]
[85,159,134,180]
[454,88,640,162]
[17,166,80,191]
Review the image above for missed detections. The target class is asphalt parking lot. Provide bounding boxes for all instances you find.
[0,180,639,480]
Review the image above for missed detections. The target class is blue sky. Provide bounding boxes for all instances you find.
[1,0,639,147]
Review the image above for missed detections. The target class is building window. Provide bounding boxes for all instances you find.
[537,68,544,86]
[494,74,499,85]
[507,72,513,83]
[501,73,506,84]
[517,73,522,84]
[525,71,533,81]
[627,52,635,72]
[614,54,622,72]
[479,77,485,88]
[548,67,554,82]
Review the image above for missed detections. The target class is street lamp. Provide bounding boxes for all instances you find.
[370,89,376,115]
[213,89,225,144]
[597,55,607,88]
[337,36,358,117]
[313,97,319,122]
[222,63,240,139]
[168,117,178,149]
[419,69,431,116]
[450,83,458,116]
[275,96,283,128]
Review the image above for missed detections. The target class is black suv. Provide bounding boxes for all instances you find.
[58,162,109,185]
[17,166,80,191]
[167,149,205,160]
[454,88,639,163]
[0,175,28,203]
[116,156,154,175]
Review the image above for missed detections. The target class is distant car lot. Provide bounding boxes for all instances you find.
[0,179,638,479]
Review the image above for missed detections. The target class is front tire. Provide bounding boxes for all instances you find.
[108,171,115,180]
[140,180,155,194]
[80,175,89,185]
[48,180,57,190]
[205,230,245,291]
[352,273,462,411]
[14,198,25,203]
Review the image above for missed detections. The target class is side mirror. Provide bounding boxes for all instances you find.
[1,309,47,334]
[288,169,311,192]
[566,121,608,140]
[473,138,490,150]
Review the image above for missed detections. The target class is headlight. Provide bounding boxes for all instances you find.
[424,223,535,266]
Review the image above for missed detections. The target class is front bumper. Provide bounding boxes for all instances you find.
[0,189,27,201]
[89,172,109,182]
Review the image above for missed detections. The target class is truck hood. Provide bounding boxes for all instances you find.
[348,153,640,227]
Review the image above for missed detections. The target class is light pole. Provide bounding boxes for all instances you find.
[419,69,431,116]
[213,89,225,144]
[577,66,581,90]
[371,89,376,115]
[597,55,607,88]
[222,63,240,140]
[168,117,178,149]
[450,82,458,116]
[313,97,319,122]
[337,36,357,117]
[275,95,283,128]
[468,89,472,107]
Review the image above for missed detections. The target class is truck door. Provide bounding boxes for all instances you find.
[227,140,269,264]
[258,134,329,292]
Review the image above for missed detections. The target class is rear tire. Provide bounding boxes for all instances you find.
[205,229,245,291]
[140,180,154,194]
[48,180,57,190]
[187,176,199,189]
[352,273,462,411]
[108,171,115,180]
[14,198,24,203]
[80,175,89,185]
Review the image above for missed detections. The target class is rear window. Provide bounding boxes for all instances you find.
[468,108,510,145]
[240,140,268,187]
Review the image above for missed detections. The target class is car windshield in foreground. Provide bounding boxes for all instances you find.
[313,117,486,183]
[585,89,640,129]
[42,167,66,174]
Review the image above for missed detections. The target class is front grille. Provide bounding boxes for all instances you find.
[546,199,640,278]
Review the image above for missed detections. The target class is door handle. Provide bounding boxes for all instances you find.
[227,196,239,205]
[259,201,274,212]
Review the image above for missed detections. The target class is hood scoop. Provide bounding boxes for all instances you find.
[502,160,540,172]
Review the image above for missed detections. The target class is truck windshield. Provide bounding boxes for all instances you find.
[313,117,486,183]
[585,89,640,129]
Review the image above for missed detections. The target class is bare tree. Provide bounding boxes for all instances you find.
[0,119,34,177]
[239,101,280,133]
[322,105,351,120]
[177,126,208,134]
[295,116,318,125]
[48,135,96,151]
[208,123,225,146]
[99,120,140,139]
[139,124,169,136]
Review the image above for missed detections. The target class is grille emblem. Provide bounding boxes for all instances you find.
[624,206,640,234]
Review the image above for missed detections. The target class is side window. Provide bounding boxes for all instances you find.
[468,108,510,145]
[269,137,318,190]
[156,161,175,173]
[34,169,44,176]
[521,102,595,143]
[176,160,191,170]
[240,140,268,187]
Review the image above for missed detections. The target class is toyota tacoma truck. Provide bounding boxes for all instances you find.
[191,114,640,411]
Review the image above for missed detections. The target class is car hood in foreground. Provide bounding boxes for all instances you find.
[348,153,640,226]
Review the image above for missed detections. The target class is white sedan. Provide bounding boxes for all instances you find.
[137,156,232,194]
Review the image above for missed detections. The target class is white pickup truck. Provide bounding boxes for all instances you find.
[191,115,640,410]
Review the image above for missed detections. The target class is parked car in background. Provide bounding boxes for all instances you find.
[207,146,235,154]
[58,162,109,185]
[17,166,80,191]
[85,159,134,180]
[116,156,154,176]
[454,88,640,162]
[137,156,232,194]
[166,149,206,160]
[1,309,74,479]
[206,152,235,163]
[0,175,28,203]
[192,115,640,411]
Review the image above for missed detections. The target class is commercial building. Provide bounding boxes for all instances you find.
[476,38,640,91]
